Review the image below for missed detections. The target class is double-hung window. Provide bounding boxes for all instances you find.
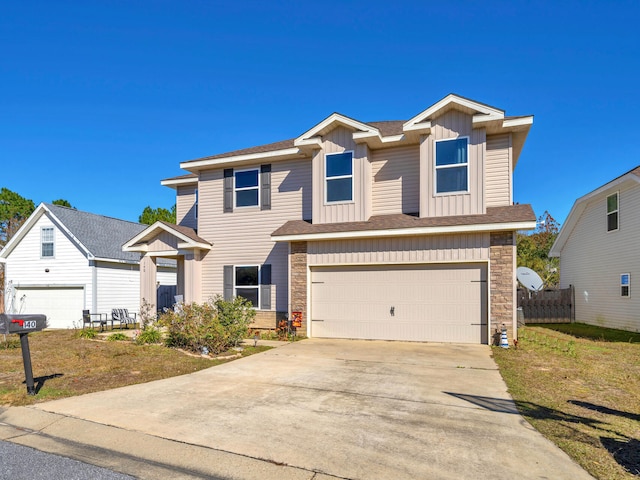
[41,227,54,258]
[325,151,353,203]
[435,137,469,194]
[621,273,630,297]
[235,169,259,207]
[607,192,618,232]
[235,265,259,307]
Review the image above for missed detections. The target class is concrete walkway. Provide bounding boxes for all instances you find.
[0,339,593,480]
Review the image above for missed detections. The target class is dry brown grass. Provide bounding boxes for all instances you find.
[493,325,640,480]
[0,330,271,407]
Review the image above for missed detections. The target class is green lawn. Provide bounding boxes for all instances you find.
[493,323,640,480]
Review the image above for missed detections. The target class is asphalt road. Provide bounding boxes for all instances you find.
[0,439,134,480]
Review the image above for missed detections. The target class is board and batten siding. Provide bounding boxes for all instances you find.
[420,110,486,217]
[4,214,92,311]
[198,158,312,311]
[176,184,198,229]
[313,126,371,224]
[485,134,512,207]
[371,145,420,216]
[308,233,490,266]
[559,183,640,332]
[147,231,180,251]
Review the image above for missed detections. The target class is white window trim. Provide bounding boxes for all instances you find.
[234,264,260,308]
[434,136,470,195]
[41,227,55,259]
[234,168,260,208]
[324,150,354,205]
[607,192,619,232]
[621,273,630,298]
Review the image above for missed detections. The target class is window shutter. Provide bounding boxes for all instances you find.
[223,265,233,300]
[261,164,271,210]
[224,169,234,213]
[260,264,271,310]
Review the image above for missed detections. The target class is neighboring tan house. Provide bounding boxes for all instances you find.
[550,166,640,333]
[124,94,536,344]
[0,203,176,328]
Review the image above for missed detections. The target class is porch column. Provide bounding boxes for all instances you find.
[140,255,157,314]
[183,250,202,304]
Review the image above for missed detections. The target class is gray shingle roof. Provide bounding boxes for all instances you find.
[45,204,147,263]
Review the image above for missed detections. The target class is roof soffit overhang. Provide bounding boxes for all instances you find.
[161,176,198,189]
[122,221,212,253]
[180,147,307,173]
[549,172,640,257]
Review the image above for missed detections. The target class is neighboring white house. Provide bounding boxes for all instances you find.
[0,203,176,328]
[550,165,640,333]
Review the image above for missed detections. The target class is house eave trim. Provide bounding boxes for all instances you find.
[161,177,198,189]
[272,221,536,242]
[180,147,301,171]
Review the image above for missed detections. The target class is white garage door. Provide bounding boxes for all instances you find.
[15,287,85,329]
[310,264,487,343]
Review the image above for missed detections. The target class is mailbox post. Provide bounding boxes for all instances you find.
[0,314,47,395]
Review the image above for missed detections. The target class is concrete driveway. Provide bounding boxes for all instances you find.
[1,339,592,479]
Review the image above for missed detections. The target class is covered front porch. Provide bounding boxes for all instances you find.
[123,221,211,313]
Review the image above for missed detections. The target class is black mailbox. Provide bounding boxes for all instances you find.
[0,314,47,334]
[0,313,47,395]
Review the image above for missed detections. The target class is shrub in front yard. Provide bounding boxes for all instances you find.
[107,332,129,342]
[135,325,163,345]
[76,328,98,339]
[159,296,254,355]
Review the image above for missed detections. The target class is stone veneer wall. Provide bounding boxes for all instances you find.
[290,241,308,334]
[251,311,287,330]
[490,232,516,344]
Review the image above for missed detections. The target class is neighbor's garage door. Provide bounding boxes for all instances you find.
[310,264,487,343]
[15,287,85,329]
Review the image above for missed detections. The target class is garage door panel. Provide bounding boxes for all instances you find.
[15,287,85,329]
[311,264,487,344]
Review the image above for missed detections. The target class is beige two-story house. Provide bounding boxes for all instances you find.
[124,94,535,344]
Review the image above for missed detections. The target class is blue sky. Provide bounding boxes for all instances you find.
[1,0,639,225]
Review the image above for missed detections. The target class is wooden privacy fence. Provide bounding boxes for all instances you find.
[517,285,574,324]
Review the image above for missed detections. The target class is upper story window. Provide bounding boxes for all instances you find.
[435,137,468,194]
[235,169,259,208]
[607,192,618,232]
[621,273,630,297]
[325,151,353,203]
[41,227,54,258]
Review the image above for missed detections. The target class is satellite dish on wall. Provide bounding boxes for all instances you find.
[517,266,544,292]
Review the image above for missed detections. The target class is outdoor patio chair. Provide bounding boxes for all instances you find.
[82,309,107,331]
[111,308,137,329]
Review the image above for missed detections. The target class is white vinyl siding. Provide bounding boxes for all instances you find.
[420,109,485,217]
[559,183,640,332]
[198,158,311,312]
[4,215,93,315]
[371,145,420,215]
[177,185,198,229]
[95,262,140,315]
[485,134,512,207]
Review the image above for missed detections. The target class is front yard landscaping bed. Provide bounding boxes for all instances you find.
[0,330,271,407]
[493,324,640,480]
